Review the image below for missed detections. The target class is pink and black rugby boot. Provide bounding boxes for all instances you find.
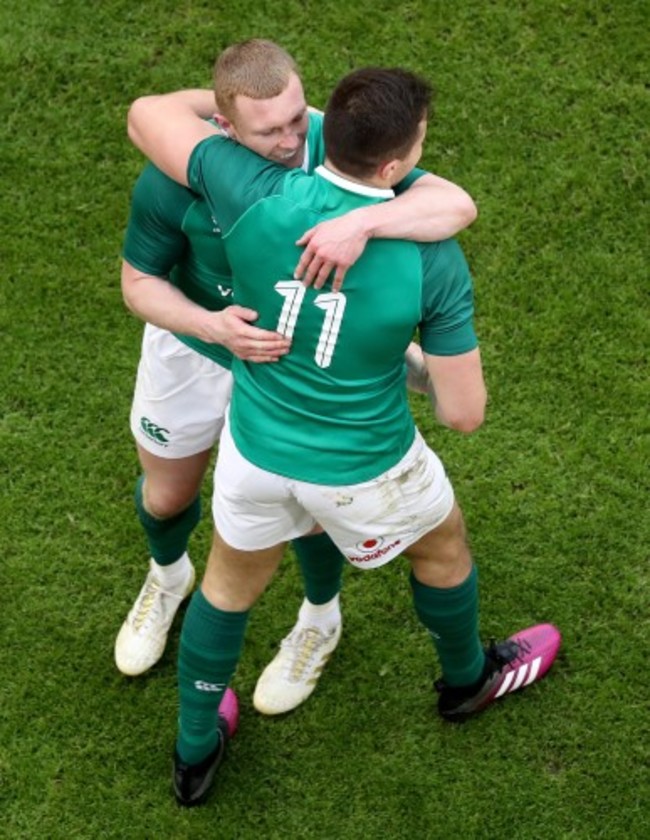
[436,623,561,722]
[173,687,239,807]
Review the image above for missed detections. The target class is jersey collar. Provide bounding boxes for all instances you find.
[315,165,395,199]
[300,139,310,172]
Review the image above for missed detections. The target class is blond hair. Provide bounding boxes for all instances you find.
[213,39,299,122]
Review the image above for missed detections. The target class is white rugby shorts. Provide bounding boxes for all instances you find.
[130,324,233,458]
[213,418,455,569]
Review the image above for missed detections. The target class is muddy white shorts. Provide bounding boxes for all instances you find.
[130,324,233,459]
[213,419,455,569]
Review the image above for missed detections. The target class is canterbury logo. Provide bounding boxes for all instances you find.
[194,680,225,693]
[140,417,170,445]
[495,656,542,698]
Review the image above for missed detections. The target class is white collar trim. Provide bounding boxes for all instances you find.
[301,139,310,172]
[315,165,394,198]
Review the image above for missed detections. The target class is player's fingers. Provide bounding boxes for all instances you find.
[331,265,347,292]
[312,260,335,290]
[248,352,283,364]
[227,305,259,323]
[244,326,290,344]
[268,343,290,355]
[295,227,315,248]
[293,253,309,280]
[294,234,318,280]
[251,338,290,354]
[297,254,324,287]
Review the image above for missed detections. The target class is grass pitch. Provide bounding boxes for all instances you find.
[1,1,648,837]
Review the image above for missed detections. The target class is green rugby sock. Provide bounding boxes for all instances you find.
[292,532,344,605]
[177,589,249,764]
[134,475,200,566]
[410,566,485,687]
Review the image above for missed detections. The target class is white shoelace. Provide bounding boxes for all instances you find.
[282,627,333,682]
[131,576,185,634]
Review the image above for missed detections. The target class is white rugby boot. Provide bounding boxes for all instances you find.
[114,558,195,676]
[253,619,342,715]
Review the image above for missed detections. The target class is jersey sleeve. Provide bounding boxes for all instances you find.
[187,136,291,234]
[122,164,193,276]
[418,239,478,356]
[394,166,427,195]
[305,110,326,171]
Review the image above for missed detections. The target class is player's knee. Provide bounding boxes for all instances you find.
[144,482,196,520]
[407,506,471,585]
[409,538,471,588]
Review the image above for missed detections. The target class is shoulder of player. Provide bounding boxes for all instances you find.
[132,162,197,217]
[276,169,329,217]
[416,238,468,273]
[188,133,233,168]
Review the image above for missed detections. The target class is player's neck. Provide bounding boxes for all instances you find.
[323,158,391,191]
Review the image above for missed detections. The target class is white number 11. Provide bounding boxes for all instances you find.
[275,280,347,369]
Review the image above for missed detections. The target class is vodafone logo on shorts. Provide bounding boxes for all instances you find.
[356,537,385,553]
[348,536,401,565]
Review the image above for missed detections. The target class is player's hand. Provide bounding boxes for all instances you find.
[294,215,370,291]
[208,306,290,362]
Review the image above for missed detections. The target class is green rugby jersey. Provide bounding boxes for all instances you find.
[121,112,327,368]
[188,138,477,485]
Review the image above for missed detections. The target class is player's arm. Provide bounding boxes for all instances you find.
[417,238,485,429]
[403,340,485,431]
[127,89,219,186]
[295,172,477,289]
[424,348,486,433]
[122,163,290,361]
[121,262,290,362]
[361,171,476,241]
[187,134,295,238]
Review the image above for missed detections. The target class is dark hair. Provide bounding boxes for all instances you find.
[323,68,433,178]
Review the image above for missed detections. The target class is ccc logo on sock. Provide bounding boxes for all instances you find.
[194,680,225,692]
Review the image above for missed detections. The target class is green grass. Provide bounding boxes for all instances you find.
[1,1,648,837]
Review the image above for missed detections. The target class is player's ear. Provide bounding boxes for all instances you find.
[378,158,400,182]
[214,114,234,138]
